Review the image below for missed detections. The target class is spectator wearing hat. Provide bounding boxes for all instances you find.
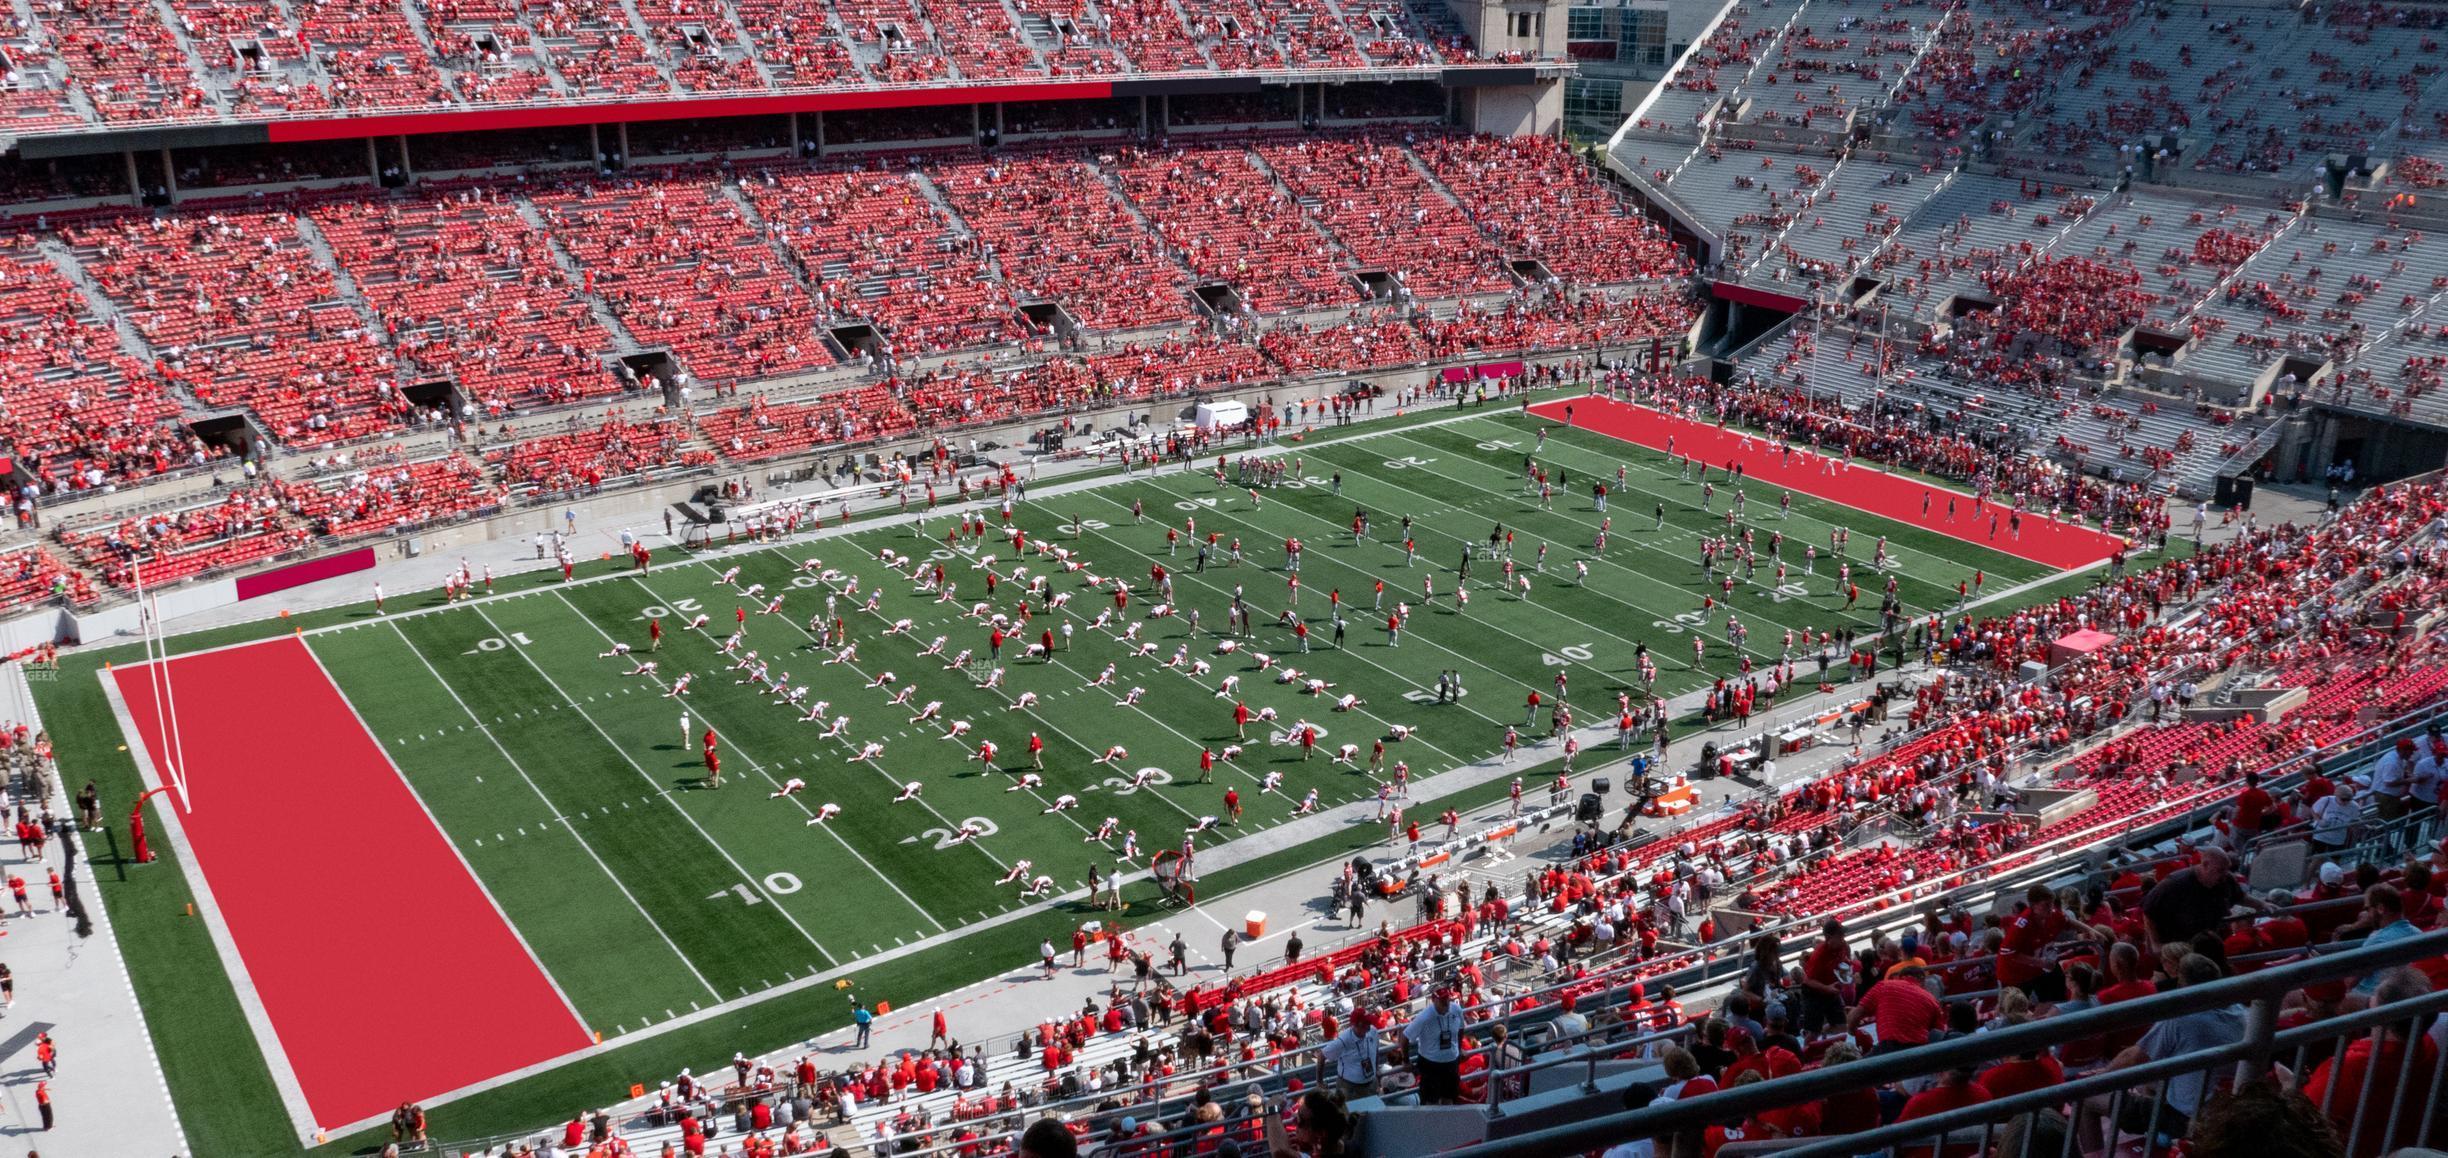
[1549,994,1590,1045]
[1322,1013,1382,1101]
[1404,988,1467,1104]
[2313,784,2365,854]
[2412,738,2445,813]
[1846,962,1944,1055]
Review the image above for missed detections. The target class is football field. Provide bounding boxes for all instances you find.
[90,396,2124,1147]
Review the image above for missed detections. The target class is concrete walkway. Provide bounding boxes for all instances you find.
[0,667,185,1156]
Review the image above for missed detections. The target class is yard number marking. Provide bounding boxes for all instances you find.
[904,816,1001,850]
[1541,643,1595,666]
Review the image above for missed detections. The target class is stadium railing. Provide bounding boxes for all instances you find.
[1421,923,2448,1158]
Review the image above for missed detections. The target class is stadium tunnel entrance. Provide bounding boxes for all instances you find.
[619,351,683,403]
[1018,301,1079,346]
[829,322,884,363]
[184,412,261,462]
[401,377,458,417]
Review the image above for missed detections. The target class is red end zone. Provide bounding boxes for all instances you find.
[113,636,590,1131]
[1528,396,2128,570]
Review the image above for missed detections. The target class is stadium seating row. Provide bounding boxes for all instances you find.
[0,134,1686,496]
[0,0,1485,137]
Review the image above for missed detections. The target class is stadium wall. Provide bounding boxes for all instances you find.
[1466,84,1564,136]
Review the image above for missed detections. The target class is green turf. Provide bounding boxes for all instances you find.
[42,388,2143,1154]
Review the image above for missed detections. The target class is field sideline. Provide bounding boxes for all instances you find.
[62,392,2111,1152]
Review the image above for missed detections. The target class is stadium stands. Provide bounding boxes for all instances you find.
[1411,134,1691,285]
[484,413,712,494]
[530,172,840,386]
[59,207,406,447]
[306,188,626,412]
[1255,132,1514,299]
[738,166,1021,356]
[928,151,1197,331]
[1107,142,1359,313]
[55,480,318,588]
[0,235,207,491]
[1665,149,1834,275]
[0,0,2442,624]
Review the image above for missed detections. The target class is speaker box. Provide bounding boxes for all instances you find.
[1576,793,1603,824]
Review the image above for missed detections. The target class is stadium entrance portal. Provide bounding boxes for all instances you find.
[1352,270,1400,301]
[829,323,883,362]
[1018,301,1076,343]
[619,351,682,402]
[1941,291,1998,322]
[2128,327,2187,369]
[401,378,459,415]
[185,412,259,462]
[1193,283,1244,316]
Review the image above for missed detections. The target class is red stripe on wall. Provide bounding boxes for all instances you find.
[232,546,376,602]
[1710,281,1809,313]
[265,82,1116,142]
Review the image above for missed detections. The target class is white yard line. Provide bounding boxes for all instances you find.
[1432,414,2014,598]
[1057,492,1512,748]
[384,620,730,999]
[296,641,595,1032]
[543,587,949,934]
[465,603,843,964]
[653,559,1140,849]
[620,568,1014,872]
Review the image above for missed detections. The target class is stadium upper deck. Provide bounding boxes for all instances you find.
[1608,0,2448,434]
[0,0,1546,147]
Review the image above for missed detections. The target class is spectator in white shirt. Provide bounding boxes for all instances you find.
[2312,784,2363,852]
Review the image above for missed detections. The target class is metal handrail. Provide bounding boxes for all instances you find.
[1435,923,2448,1156]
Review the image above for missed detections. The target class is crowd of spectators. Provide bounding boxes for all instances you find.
[448,366,2448,1158]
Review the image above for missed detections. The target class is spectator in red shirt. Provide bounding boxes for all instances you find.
[1898,1066,1993,1158]
[2000,885,2103,1000]
[2301,968,2439,1157]
[2406,864,2444,929]
[1977,1034,2065,1100]
[2231,771,2276,834]
[1848,963,1945,1054]
[2097,941,2159,1004]
[1799,918,1851,1034]
[1813,1041,1882,1134]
